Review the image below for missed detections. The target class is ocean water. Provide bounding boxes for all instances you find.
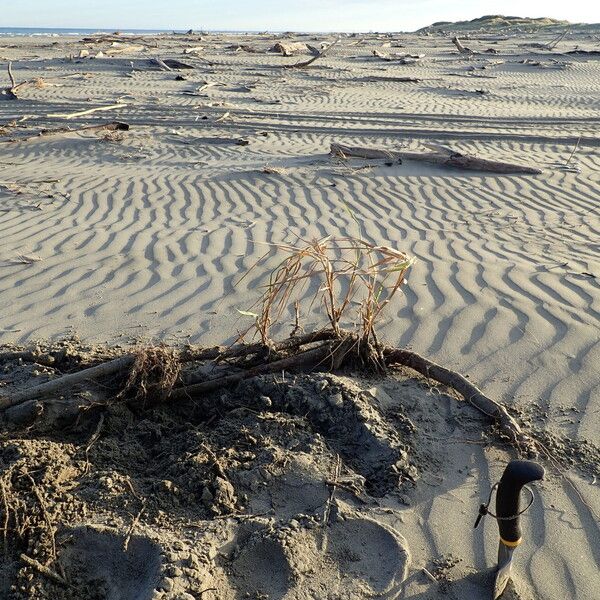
[0,27,268,36]
[0,27,182,36]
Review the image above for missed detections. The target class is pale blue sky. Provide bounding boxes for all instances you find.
[5,1,599,32]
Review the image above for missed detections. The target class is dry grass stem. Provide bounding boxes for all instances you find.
[245,236,413,346]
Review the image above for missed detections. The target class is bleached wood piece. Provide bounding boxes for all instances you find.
[452,36,473,54]
[48,103,127,119]
[285,39,340,69]
[330,143,542,175]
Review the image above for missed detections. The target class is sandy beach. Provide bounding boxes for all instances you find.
[0,23,599,600]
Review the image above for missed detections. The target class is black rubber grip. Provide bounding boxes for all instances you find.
[496,460,544,543]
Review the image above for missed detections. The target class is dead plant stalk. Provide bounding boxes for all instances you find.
[247,236,413,346]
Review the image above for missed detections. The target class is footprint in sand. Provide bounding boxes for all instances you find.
[230,535,293,598]
[227,516,409,599]
[323,517,410,596]
[57,525,162,600]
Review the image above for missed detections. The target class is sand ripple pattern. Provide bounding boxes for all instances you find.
[0,32,599,600]
[0,42,597,433]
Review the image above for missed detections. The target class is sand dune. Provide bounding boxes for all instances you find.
[0,30,599,599]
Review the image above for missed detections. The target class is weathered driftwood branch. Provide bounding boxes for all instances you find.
[330,142,542,175]
[81,34,147,44]
[284,39,340,69]
[183,46,205,55]
[2,121,130,143]
[20,554,68,586]
[180,328,337,363]
[452,37,473,54]
[359,75,422,83]
[153,57,172,71]
[180,333,532,449]
[0,329,531,452]
[270,41,310,56]
[153,57,194,71]
[104,44,146,56]
[0,349,59,368]
[171,337,534,449]
[48,103,127,120]
[7,62,16,90]
[383,348,533,450]
[0,329,337,410]
[170,344,333,400]
[2,62,35,99]
[0,355,135,409]
[545,29,568,50]
[372,50,424,64]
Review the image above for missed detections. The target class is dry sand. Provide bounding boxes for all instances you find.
[0,28,599,600]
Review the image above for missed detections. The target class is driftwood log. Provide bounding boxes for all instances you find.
[1,121,130,143]
[81,35,147,44]
[359,76,422,83]
[183,46,205,55]
[2,62,44,99]
[372,50,424,64]
[330,142,543,175]
[452,37,473,54]
[0,329,534,452]
[270,42,310,56]
[284,39,340,69]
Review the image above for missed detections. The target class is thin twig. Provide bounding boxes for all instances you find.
[123,499,146,552]
[323,455,341,525]
[83,413,105,473]
[565,136,581,166]
[535,440,599,521]
[290,301,302,337]
[20,553,68,586]
[26,473,56,560]
[0,479,10,555]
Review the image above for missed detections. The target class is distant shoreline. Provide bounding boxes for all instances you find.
[0,27,308,36]
[1,27,229,36]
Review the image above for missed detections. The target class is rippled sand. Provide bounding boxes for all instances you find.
[0,30,598,598]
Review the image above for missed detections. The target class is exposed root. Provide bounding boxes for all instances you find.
[384,347,534,452]
[118,344,180,406]
[0,331,544,456]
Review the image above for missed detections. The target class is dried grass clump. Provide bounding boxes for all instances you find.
[119,345,180,405]
[245,236,413,346]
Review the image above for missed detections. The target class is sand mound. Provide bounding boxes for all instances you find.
[0,368,419,599]
[1,350,597,599]
[419,15,574,33]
